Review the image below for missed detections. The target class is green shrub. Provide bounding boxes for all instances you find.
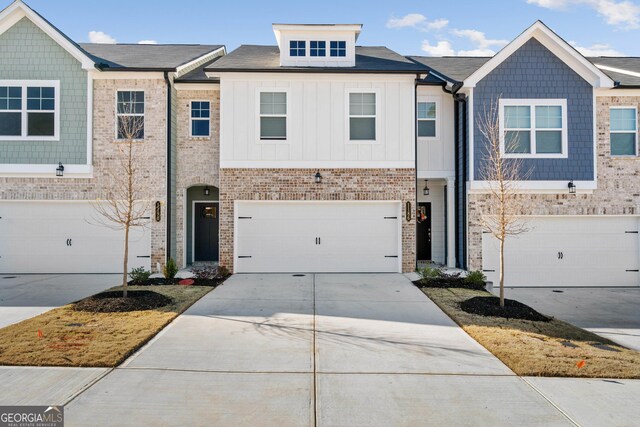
[129,266,151,283]
[464,270,487,287]
[417,266,443,284]
[216,266,230,278]
[163,258,179,279]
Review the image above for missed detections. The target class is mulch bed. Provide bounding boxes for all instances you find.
[413,278,486,291]
[459,296,551,322]
[73,290,174,313]
[129,276,228,287]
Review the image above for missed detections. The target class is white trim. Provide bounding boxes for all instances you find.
[463,21,614,89]
[0,2,94,69]
[468,88,475,181]
[86,72,93,165]
[174,83,219,91]
[192,200,219,264]
[189,100,211,138]
[0,163,93,178]
[114,89,145,141]
[346,88,382,145]
[256,88,290,143]
[0,80,60,141]
[417,171,455,179]
[182,188,188,268]
[89,71,166,80]
[595,89,640,96]
[416,95,440,141]
[446,177,456,268]
[595,64,640,79]
[609,106,639,157]
[175,47,226,78]
[499,98,568,158]
[468,179,596,194]
[220,160,416,169]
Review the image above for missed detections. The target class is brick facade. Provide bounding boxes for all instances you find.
[467,95,640,270]
[219,168,416,272]
[0,78,169,271]
[174,88,221,267]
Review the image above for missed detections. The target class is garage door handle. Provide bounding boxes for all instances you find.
[384,216,397,219]
[558,252,563,259]
[137,256,151,258]
[66,239,72,247]
[483,269,495,272]
[385,255,398,258]
[238,217,252,220]
[238,256,252,259]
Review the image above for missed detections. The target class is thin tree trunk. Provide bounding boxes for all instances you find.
[123,224,129,298]
[499,238,505,308]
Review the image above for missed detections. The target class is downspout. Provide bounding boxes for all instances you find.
[164,71,172,263]
[414,73,421,272]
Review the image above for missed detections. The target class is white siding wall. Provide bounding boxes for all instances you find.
[219,73,415,167]
[417,86,455,176]
[418,180,446,263]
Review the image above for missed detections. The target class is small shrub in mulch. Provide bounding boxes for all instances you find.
[459,296,551,322]
[413,267,486,290]
[73,290,174,313]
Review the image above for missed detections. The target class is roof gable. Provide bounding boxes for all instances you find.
[0,1,94,69]
[463,21,614,89]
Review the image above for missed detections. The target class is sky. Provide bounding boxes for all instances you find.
[12,0,640,57]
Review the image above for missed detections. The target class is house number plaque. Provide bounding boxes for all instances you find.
[405,201,412,222]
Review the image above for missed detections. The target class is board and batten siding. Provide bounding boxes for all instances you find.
[416,86,455,176]
[219,74,415,165]
[0,17,87,165]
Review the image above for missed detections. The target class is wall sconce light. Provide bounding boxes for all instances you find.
[315,171,322,184]
[568,180,576,194]
[56,162,64,177]
[423,180,430,196]
[204,186,210,196]
[155,201,162,222]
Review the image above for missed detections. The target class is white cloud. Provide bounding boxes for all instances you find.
[457,48,498,56]
[387,13,449,31]
[138,40,158,45]
[451,29,509,49]
[569,40,625,55]
[88,30,116,44]
[527,0,640,29]
[421,40,455,56]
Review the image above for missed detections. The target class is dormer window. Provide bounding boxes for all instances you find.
[310,41,326,57]
[330,41,346,57]
[289,40,306,57]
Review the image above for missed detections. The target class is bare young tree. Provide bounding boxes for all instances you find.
[478,100,532,307]
[92,93,150,297]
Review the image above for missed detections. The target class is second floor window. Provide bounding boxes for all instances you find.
[191,101,211,137]
[310,41,326,57]
[417,101,436,137]
[330,41,346,57]
[610,107,637,156]
[116,90,144,140]
[0,81,58,140]
[290,40,306,57]
[349,92,376,141]
[260,92,287,140]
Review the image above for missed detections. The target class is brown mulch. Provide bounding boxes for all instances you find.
[73,290,174,313]
[459,295,551,322]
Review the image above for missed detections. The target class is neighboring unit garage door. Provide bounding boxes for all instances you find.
[482,216,640,287]
[235,201,401,273]
[0,202,151,274]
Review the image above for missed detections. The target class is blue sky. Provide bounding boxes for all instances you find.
[14,0,640,57]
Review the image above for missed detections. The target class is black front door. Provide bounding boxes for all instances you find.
[417,202,432,261]
[194,202,219,262]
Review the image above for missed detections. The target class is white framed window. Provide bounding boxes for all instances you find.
[190,100,210,137]
[499,99,568,158]
[0,80,60,141]
[610,106,637,156]
[310,41,326,57]
[289,40,306,57]
[330,41,346,57]
[417,97,439,138]
[348,91,377,143]
[116,90,144,140]
[258,90,288,141]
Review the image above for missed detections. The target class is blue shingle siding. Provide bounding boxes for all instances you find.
[0,17,87,165]
[473,38,594,181]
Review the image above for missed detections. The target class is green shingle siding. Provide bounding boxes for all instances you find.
[0,17,87,165]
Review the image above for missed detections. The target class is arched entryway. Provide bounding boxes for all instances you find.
[185,185,219,266]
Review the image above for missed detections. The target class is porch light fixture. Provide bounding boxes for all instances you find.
[423,180,430,196]
[315,171,322,184]
[568,180,576,194]
[204,186,210,196]
[56,162,64,177]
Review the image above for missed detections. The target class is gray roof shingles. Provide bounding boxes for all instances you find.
[79,43,224,71]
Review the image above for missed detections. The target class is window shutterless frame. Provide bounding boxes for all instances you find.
[609,106,638,157]
[0,80,60,141]
[189,100,211,138]
[115,89,145,141]
[498,98,568,158]
[256,88,289,143]
[346,89,381,144]
[417,96,440,140]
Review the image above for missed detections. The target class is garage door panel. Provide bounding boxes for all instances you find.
[482,217,639,287]
[235,202,400,273]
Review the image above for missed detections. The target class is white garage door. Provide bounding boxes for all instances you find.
[482,216,640,287]
[0,202,151,274]
[235,201,401,273]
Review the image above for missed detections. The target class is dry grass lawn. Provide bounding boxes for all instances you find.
[424,287,640,379]
[0,285,213,367]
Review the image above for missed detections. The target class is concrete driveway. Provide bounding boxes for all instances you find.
[0,274,119,328]
[506,287,640,351]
